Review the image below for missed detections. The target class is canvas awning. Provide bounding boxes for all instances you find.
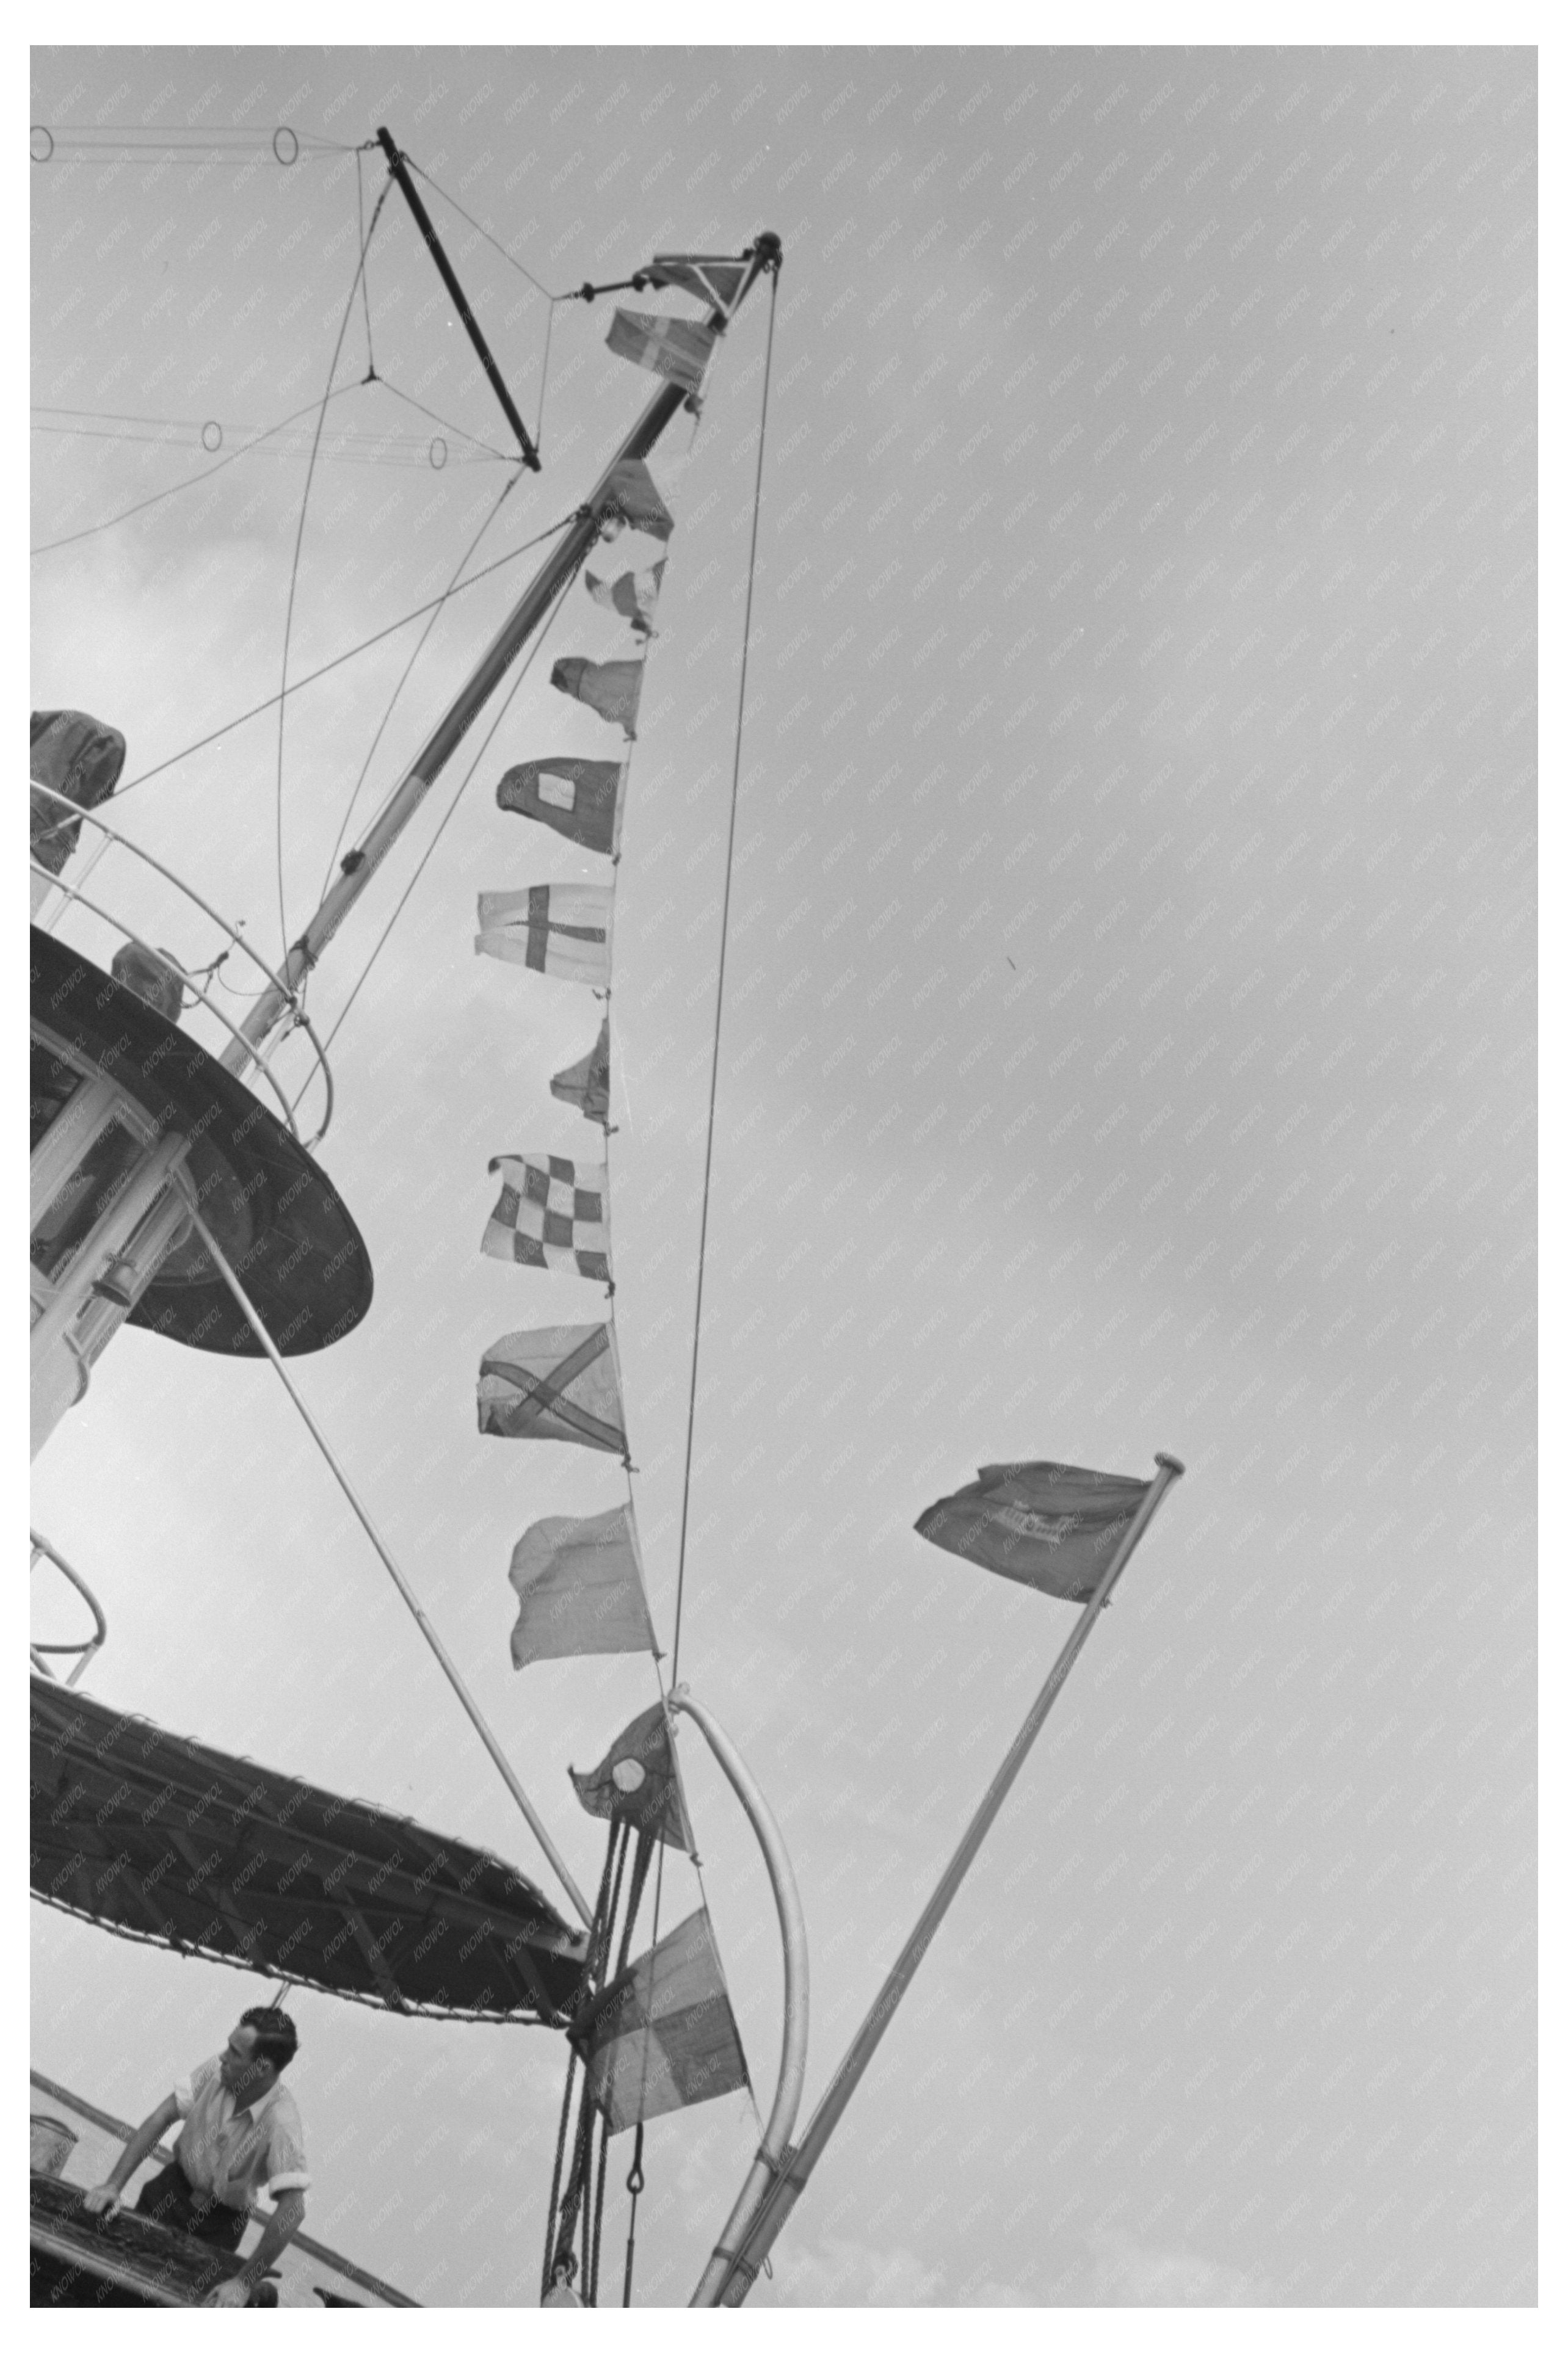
[31,1679,589,2023]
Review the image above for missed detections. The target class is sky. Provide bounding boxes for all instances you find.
[28,40,1536,2315]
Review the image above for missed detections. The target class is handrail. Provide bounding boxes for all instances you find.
[669,1687,809,2310]
[29,1529,107,1685]
[27,2070,419,2306]
[29,782,335,1146]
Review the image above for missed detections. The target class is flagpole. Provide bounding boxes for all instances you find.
[667,1688,810,2309]
[185,1202,595,1934]
[699,1452,1185,2307]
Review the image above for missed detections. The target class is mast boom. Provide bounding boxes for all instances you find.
[374,126,542,473]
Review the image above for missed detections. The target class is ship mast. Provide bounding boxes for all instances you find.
[222,227,782,1078]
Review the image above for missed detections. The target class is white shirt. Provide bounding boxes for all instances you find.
[173,2054,310,2211]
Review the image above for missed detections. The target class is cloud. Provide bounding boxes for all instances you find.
[769,2233,946,2307]
[1087,2228,1267,2307]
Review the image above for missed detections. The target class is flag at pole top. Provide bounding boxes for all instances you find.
[914,1462,1156,1603]
[642,254,750,311]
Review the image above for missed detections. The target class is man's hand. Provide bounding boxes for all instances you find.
[81,2184,123,2219]
[202,2279,251,2308]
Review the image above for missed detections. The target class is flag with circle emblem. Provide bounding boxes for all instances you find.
[569,1701,692,1853]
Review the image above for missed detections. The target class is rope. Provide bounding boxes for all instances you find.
[404,154,563,299]
[315,468,521,905]
[31,124,354,161]
[354,151,376,377]
[668,259,780,1686]
[31,413,498,465]
[621,2124,645,2307]
[106,517,578,803]
[374,372,510,465]
[184,1204,593,1929]
[273,178,390,962]
[29,391,354,555]
[587,2108,609,2302]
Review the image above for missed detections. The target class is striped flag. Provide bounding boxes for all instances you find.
[550,656,643,740]
[482,1154,610,1282]
[584,561,664,639]
[496,757,625,856]
[508,1505,656,1669]
[475,885,611,984]
[606,308,716,396]
[477,1324,627,1455]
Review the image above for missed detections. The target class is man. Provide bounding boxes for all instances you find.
[82,2007,310,2308]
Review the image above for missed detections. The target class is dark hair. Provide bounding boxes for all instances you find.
[240,2007,299,2074]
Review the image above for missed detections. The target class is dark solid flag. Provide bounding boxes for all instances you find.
[496,757,625,856]
[914,1462,1153,1603]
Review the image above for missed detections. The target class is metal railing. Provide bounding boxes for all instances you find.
[29,782,335,1147]
[29,1530,107,1686]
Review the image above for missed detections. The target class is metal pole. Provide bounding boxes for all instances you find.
[713,1454,1186,2305]
[668,1689,810,2309]
[375,127,540,471]
[221,238,780,1075]
[184,1201,595,1932]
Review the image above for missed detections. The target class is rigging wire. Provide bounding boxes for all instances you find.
[310,552,584,1067]
[401,152,565,457]
[315,466,523,907]
[29,391,355,555]
[272,177,391,962]
[667,261,781,1690]
[354,150,376,377]
[404,154,564,300]
[31,123,355,157]
[31,415,500,466]
[372,372,510,464]
[102,517,579,804]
